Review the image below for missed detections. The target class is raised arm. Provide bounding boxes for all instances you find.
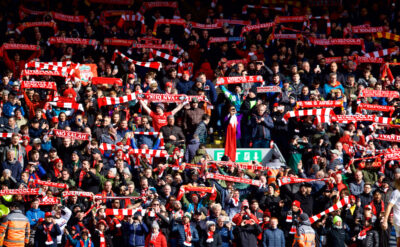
[171,103,185,115]
[139,100,152,115]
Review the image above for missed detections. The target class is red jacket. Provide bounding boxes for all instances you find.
[145,232,167,247]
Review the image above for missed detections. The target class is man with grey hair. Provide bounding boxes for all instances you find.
[1,149,22,182]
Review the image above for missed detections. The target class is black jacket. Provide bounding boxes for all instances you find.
[233,224,262,247]
[358,229,379,247]
[92,229,113,247]
[200,231,222,247]
[326,227,350,247]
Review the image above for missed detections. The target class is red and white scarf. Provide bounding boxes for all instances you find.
[34,179,68,189]
[206,173,261,186]
[48,37,99,47]
[285,210,298,234]
[105,208,138,216]
[52,129,90,141]
[256,86,281,93]
[96,229,106,247]
[206,231,214,243]
[62,190,94,198]
[152,19,186,34]
[91,77,122,86]
[184,223,192,246]
[131,43,182,51]
[51,12,87,23]
[43,223,54,245]
[374,134,400,143]
[176,185,217,201]
[97,93,137,108]
[308,37,365,51]
[277,176,329,187]
[39,197,61,205]
[0,133,14,138]
[48,102,84,111]
[16,21,57,34]
[137,93,207,103]
[309,197,349,223]
[0,43,40,55]
[25,61,77,69]
[20,69,74,79]
[20,81,57,90]
[271,33,303,41]
[358,226,372,240]
[363,47,399,58]
[357,103,395,114]
[332,114,375,123]
[150,49,182,65]
[111,50,162,70]
[352,25,385,34]
[240,22,275,36]
[275,15,308,23]
[19,6,46,20]
[283,108,335,124]
[358,89,400,98]
[116,14,145,33]
[128,149,169,157]
[104,38,133,47]
[0,188,43,196]
[295,100,343,109]
[216,75,263,85]
[374,116,394,125]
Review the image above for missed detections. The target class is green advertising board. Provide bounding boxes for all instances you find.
[206,148,280,165]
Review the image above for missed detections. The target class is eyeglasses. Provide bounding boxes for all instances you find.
[153,203,160,206]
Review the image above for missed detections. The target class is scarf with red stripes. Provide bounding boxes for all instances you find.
[43,223,54,245]
[112,50,162,70]
[96,229,106,247]
[206,231,214,243]
[184,223,192,246]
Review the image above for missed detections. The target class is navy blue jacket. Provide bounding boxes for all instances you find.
[262,228,285,247]
[176,80,194,95]
[123,222,149,246]
[171,221,199,247]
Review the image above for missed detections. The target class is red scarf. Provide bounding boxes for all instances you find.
[184,223,192,246]
[43,223,54,245]
[80,239,93,247]
[150,231,159,245]
[102,190,115,203]
[286,210,302,234]
[370,200,384,216]
[79,170,86,187]
[358,226,373,239]
[53,166,61,178]
[206,231,214,243]
[97,229,106,247]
